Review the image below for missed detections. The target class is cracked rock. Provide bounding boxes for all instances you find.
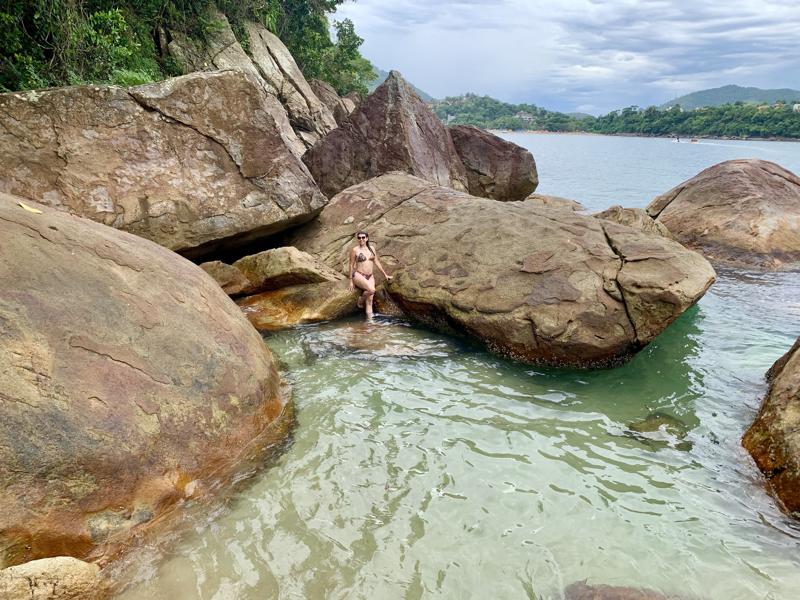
[292,172,716,368]
[0,193,291,567]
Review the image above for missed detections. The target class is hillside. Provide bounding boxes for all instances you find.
[661,85,800,110]
[369,67,433,101]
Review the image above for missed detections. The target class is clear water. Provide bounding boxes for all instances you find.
[116,135,800,599]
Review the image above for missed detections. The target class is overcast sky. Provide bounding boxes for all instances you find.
[334,0,800,114]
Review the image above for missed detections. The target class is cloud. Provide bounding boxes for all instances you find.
[335,0,800,113]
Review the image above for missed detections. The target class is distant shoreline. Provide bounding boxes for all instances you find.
[489,129,800,143]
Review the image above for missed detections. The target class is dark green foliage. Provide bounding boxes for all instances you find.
[432,94,800,139]
[0,0,373,95]
[661,84,800,110]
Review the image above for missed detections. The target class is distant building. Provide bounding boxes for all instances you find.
[793,104,800,113]
[515,111,535,122]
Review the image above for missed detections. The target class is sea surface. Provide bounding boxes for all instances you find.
[116,135,800,599]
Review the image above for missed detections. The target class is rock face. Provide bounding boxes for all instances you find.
[596,206,672,238]
[233,246,343,295]
[743,337,800,516]
[0,194,289,567]
[238,281,358,331]
[646,159,800,269]
[0,70,326,259]
[309,79,355,125]
[448,125,538,200]
[199,261,252,296]
[526,194,586,212]
[292,173,716,367]
[302,71,469,199]
[166,10,335,151]
[0,557,108,600]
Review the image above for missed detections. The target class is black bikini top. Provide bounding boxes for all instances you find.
[356,250,373,262]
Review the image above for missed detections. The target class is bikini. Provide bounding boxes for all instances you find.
[353,251,373,280]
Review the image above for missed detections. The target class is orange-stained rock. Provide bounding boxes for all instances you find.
[743,336,800,516]
[647,159,800,269]
[238,281,358,331]
[0,193,290,567]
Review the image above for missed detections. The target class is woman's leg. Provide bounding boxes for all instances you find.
[352,273,376,316]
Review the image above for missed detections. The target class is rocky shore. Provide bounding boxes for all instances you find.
[2,10,800,598]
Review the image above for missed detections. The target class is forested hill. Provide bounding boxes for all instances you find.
[432,94,800,139]
[661,85,800,110]
[0,0,375,95]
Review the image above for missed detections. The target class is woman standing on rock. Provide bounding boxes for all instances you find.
[348,231,392,317]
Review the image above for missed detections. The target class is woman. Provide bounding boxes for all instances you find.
[348,231,392,317]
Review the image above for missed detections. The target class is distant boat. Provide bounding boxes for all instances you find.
[689,138,699,143]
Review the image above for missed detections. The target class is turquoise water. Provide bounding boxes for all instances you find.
[116,135,800,599]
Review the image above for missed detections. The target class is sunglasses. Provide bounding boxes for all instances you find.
[357,235,367,239]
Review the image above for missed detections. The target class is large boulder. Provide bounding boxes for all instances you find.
[596,206,672,238]
[166,10,334,151]
[309,78,355,125]
[233,246,343,295]
[0,557,108,600]
[292,173,716,367]
[238,281,358,331]
[526,194,586,212]
[448,125,538,200]
[742,337,800,516]
[244,21,337,146]
[0,194,290,566]
[0,70,326,259]
[302,71,469,199]
[646,159,800,269]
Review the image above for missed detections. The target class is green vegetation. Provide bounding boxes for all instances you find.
[661,84,800,110]
[0,0,375,95]
[432,94,800,139]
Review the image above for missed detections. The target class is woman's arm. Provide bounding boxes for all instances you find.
[347,249,355,290]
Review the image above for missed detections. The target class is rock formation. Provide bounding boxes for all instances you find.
[564,581,681,600]
[302,71,469,198]
[647,159,800,269]
[238,281,358,331]
[596,206,672,238]
[233,246,344,295]
[292,172,716,367]
[743,336,800,516]
[199,261,253,296]
[0,557,108,600]
[309,78,355,125]
[448,125,538,200]
[166,10,335,150]
[0,70,326,259]
[526,194,586,212]
[0,193,290,566]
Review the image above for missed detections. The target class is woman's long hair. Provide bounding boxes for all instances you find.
[356,231,375,257]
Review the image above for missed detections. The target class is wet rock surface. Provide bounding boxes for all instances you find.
[448,124,538,200]
[743,336,800,516]
[238,281,358,331]
[292,172,716,367]
[0,194,289,566]
[0,69,326,259]
[647,159,800,269]
[564,581,682,600]
[302,71,469,198]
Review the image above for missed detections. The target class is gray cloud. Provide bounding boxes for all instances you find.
[335,0,800,113]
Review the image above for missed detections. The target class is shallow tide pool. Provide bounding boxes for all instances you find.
[115,135,800,599]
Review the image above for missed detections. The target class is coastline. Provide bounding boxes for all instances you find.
[489,129,800,142]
